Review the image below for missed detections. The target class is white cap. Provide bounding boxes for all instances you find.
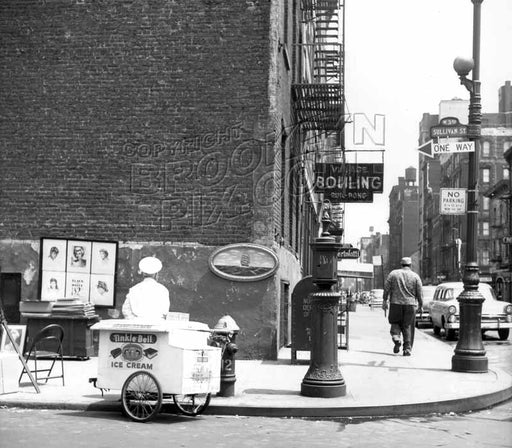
[139,256,162,275]
[400,257,412,266]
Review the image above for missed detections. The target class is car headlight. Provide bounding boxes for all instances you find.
[505,304,512,315]
[448,305,457,315]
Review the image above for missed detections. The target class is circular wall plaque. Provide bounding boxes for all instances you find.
[208,243,279,282]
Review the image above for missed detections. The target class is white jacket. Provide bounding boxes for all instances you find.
[122,277,170,320]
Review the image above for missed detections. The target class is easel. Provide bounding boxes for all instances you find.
[0,305,40,393]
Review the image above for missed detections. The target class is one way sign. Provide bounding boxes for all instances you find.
[418,140,475,158]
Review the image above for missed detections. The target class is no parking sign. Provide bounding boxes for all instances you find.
[440,188,467,215]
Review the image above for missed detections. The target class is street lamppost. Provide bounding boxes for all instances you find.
[451,0,488,373]
[301,201,346,397]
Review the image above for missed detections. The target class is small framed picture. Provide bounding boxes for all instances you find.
[91,241,117,275]
[41,238,67,272]
[67,240,92,274]
[40,271,66,302]
[0,325,27,354]
[90,274,115,307]
[65,272,91,302]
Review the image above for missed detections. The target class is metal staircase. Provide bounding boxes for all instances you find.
[293,0,345,131]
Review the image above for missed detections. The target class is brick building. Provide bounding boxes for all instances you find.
[418,84,512,287]
[0,1,346,358]
[387,167,420,271]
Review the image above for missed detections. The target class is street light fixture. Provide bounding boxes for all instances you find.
[301,201,346,397]
[451,0,488,373]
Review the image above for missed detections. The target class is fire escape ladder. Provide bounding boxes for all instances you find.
[293,1,345,131]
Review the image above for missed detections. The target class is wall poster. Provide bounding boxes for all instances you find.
[39,238,118,307]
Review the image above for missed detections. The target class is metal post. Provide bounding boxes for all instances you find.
[452,0,488,373]
[301,203,346,397]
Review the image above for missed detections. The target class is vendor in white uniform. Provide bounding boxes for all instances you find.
[122,256,170,320]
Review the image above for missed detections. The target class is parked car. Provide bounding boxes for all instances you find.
[416,285,437,327]
[369,289,384,310]
[429,282,512,340]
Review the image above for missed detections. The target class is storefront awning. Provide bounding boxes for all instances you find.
[337,260,374,279]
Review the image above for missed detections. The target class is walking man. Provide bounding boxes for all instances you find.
[382,257,423,356]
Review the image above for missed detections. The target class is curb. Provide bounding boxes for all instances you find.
[2,382,511,420]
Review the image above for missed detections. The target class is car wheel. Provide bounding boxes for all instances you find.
[498,329,510,340]
[442,318,457,340]
[433,325,441,336]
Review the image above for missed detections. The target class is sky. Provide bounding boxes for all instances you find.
[341,0,512,245]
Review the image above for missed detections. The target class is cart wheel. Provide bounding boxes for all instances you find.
[173,393,211,416]
[121,371,162,422]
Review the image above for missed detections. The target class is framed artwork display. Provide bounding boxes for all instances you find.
[65,272,91,302]
[90,274,115,306]
[0,325,27,354]
[39,238,118,307]
[41,238,67,272]
[40,270,66,302]
[91,241,117,275]
[67,240,92,274]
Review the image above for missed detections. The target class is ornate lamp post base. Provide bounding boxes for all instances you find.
[452,354,488,373]
[451,263,488,373]
[301,380,346,398]
[301,290,346,398]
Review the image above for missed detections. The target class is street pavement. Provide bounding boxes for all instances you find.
[1,306,511,419]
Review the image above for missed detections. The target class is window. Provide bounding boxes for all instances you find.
[504,141,512,153]
[481,221,489,236]
[482,141,490,157]
[503,167,510,180]
[480,250,490,266]
[482,168,490,183]
[482,196,490,211]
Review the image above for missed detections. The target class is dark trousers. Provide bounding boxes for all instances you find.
[388,304,416,350]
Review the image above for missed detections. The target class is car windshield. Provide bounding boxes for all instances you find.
[446,286,497,301]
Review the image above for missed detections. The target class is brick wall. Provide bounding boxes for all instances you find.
[0,0,274,245]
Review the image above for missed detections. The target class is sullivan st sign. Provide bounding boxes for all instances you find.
[430,116,468,139]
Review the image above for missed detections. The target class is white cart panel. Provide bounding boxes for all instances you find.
[92,320,221,394]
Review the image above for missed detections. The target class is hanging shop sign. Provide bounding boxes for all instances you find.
[315,163,384,203]
[337,247,360,259]
[208,243,279,282]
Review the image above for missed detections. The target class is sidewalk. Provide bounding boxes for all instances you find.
[1,307,511,418]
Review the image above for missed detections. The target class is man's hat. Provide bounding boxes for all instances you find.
[139,256,163,275]
[400,257,412,266]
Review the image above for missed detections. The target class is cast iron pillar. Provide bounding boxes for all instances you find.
[451,0,488,373]
[301,203,346,397]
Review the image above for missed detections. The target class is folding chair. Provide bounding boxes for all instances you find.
[19,324,65,386]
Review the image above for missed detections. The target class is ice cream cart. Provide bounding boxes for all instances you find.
[90,319,221,422]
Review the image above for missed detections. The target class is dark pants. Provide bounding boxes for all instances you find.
[388,304,416,351]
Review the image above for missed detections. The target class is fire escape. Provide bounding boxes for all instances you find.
[292,0,344,132]
[293,1,345,235]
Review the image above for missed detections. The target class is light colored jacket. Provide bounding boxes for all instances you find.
[383,266,423,307]
[122,277,170,319]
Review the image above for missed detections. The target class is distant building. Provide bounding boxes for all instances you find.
[359,232,389,290]
[388,167,419,271]
[418,82,512,288]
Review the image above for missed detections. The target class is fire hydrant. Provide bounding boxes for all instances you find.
[210,315,240,397]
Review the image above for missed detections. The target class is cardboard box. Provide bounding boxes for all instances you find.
[0,352,20,394]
